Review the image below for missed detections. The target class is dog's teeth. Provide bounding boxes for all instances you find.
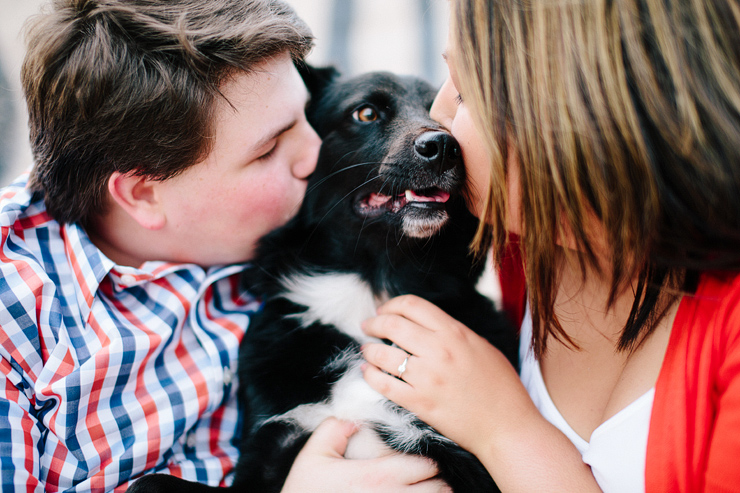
[405,190,414,202]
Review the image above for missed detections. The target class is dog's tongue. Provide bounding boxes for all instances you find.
[367,193,393,208]
[362,189,450,215]
[404,189,450,204]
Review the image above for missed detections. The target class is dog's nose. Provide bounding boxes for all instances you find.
[414,131,462,174]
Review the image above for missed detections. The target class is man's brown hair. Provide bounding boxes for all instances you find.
[22,0,313,226]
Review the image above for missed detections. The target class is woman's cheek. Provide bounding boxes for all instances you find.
[453,109,492,219]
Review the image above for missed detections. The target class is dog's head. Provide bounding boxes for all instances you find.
[299,67,468,242]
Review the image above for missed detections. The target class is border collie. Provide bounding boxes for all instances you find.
[128,67,517,493]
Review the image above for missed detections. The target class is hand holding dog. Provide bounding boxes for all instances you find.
[363,296,553,464]
[361,295,602,491]
[281,417,452,493]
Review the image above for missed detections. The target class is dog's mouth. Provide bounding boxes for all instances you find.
[354,188,453,238]
[356,188,451,216]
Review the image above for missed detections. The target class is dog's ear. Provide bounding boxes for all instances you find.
[296,63,340,131]
[296,62,340,101]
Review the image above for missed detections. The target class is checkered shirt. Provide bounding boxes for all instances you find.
[0,174,260,492]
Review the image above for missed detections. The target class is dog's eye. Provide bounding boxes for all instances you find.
[352,106,378,123]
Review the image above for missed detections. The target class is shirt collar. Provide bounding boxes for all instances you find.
[61,222,116,315]
[61,222,249,316]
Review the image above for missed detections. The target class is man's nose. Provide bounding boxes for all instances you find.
[294,121,321,179]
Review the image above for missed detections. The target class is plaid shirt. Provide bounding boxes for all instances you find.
[0,175,260,492]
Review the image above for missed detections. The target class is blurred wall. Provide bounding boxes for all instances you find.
[0,0,449,186]
[0,1,45,185]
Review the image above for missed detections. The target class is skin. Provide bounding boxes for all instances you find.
[361,14,677,492]
[432,52,521,234]
[91,53,320,268]
[283,418,449,493]
[91,53,448,491]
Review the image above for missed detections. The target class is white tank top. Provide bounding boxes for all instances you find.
[519,305,654,492]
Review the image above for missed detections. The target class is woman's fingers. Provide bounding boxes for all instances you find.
[375,295,455,331]
[362,362,417,409]
[362,343,413,380]
[361,312,433,356]
[362,295,472,353]
[363,295,478,366]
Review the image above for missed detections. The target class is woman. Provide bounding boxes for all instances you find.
[361,0,740,490]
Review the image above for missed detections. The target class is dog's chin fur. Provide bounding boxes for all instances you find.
[402,210,450,237]
[127,67,517,493]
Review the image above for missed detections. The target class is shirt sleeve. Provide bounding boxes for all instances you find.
[703,284,740,492]
[0,216,68,491]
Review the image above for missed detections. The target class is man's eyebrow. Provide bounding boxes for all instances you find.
[252,120,297,151]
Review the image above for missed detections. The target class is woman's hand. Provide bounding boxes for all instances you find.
[360,295,534,457]
[360,295,602,492]
[281,417,451,492]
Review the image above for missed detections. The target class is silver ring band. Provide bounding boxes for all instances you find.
[397,356,409,379]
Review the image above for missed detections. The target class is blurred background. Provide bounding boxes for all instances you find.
[0,0,450,186]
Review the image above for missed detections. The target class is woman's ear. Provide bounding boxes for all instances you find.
[107,171,166,230]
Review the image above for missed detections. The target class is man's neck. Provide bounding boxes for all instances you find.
[86,209,162,268]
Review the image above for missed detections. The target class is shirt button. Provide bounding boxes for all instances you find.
[120,274,137,286]
[223,367,233,386]
[186,431,197,449]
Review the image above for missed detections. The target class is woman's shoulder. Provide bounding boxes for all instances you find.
[649,269,740,493]
[672,270,740,359]
[690,271,740,324]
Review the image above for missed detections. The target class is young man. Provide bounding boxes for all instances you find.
[0,1,446,491]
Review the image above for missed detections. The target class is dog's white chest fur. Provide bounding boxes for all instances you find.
[268,272,445,458]
[281,271,381,344]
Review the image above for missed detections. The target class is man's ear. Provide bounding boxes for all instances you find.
[107,171,166,230]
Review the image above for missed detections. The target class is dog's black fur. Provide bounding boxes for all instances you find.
[128,67,517,493]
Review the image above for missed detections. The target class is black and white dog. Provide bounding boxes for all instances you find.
[129,67,517,493]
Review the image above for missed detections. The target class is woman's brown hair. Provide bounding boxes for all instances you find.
[451,0,740,356]
[22,0,313,226]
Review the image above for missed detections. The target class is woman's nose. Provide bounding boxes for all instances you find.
[430,77,457,129]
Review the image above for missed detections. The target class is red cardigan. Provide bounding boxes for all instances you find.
[498,246,740,492]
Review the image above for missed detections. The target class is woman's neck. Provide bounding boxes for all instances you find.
[553,252,636,347]
[539,250,679,439]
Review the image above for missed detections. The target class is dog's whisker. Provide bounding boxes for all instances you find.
[298,175,385,254]
[376,175,397,198]
[355,218,370,258]
[306,161,384,196]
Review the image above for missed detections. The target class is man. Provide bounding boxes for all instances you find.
[0,1,446,491]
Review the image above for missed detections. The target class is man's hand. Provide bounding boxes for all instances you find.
[281,418,452,492]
